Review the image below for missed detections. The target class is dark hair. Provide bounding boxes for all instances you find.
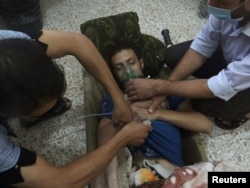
[0,38,66,117]
[108,41,141,66]
[107,41,141,90]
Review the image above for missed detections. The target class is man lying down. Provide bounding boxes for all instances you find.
[92,42,214,188]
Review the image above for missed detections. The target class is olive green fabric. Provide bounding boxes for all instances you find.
[80,12,165,77]
[141,34,165,77]
[80,12,142,60]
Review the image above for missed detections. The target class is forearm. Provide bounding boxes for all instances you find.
[61,132,126,187]
[97,118,117,146]
[155,109,213,133]
[18,132,127,188]
[70,34,123,99]
[168,48,206,81]
[154,49,211,99]
[39,30,123,101]
[154,79,214,98]
[17,119,151,188]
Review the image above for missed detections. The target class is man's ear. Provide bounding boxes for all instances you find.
[140,58,144,69]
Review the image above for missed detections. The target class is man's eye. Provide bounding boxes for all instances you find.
[115,66,122,71]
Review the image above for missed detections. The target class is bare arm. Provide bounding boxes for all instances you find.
[155,79,214,98]
[168,48,206,81]
[97,118,117,146]
[13,121,152,188]
[126,48,214,105]
[133,100,213,133]
[160,48,213,98]
[38,30,133,124]
[126,78,214,103]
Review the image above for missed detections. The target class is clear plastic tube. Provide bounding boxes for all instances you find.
[62,112,112,124]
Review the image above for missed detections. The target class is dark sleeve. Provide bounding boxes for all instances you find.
[0,147,36,187]
[31,30,43,40]
[32,31,48,52]
[168,96,186,110]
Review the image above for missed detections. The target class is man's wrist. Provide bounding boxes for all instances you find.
[154,79,168,96]
[112,129,128,148]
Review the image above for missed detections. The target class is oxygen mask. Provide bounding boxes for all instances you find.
[121,65,139,85]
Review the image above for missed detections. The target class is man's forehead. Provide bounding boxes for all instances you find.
[209,0,242,6]
[214,0,240,3]
[113,49,135,59]
[112,50,134,64]
[113,56,134,65]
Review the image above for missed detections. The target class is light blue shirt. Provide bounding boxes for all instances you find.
[191,15,250,101]
[0,125,20,172]
[0,29,31,40]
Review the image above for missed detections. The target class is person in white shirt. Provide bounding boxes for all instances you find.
[126,0,250,130]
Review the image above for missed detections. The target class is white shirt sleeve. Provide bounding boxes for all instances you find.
[191,15,221,58]
[208,53,250,101]
[191,16,250,101]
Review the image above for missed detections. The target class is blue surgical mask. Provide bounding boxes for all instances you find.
[207,0,246,21]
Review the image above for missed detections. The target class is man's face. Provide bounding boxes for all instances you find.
[111,48,144,87]
[208,0,249,18]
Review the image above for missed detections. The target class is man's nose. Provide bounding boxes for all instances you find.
[124,65,132,74]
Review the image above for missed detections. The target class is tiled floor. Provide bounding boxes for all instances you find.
[1,0,249,173]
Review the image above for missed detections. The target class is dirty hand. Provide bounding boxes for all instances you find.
[112,99,133,128]
[121,120,152,146]
[148,95,168,113]
[133,107,157,121]
[125,78,156,102]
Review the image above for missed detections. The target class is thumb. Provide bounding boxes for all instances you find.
[148,100,158,114]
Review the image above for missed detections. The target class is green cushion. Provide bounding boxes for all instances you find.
[80,12,142,61]
[80,12,165,77]
[141,34,166,77]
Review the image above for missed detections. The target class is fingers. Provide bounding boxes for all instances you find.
[148,101,158,114]
[132,110,145,122]
[141,120,152,132]
[126,89,138,102]
[112,104,133,126]
[133,138,145,146]
[125,81,138,101]
[127,95,138,103]
[124,120,152,139]
[149,96,167,113]
[125,79,152,102]
[113,121,126,129]
[142,119,151,126]
[127,90,136,98]
[134,122,152,145]
[125,80,133,93]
